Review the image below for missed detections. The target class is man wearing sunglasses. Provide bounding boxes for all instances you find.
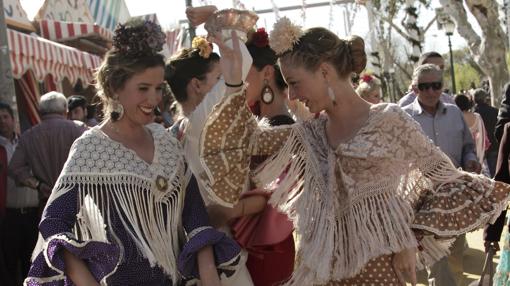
[403,63,480,286]
[398,51,455,107]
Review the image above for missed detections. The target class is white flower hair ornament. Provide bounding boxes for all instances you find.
[269,17,303,56]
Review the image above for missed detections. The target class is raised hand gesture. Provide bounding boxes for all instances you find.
[210,30,243,91]
[185,5,217,27]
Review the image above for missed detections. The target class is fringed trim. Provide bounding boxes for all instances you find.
[43,172,186,285]
[253,128,305,198]
[415,236,454,270]
[253,129,424,285]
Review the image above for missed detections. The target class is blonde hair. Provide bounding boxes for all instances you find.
[279,27,366,78]
[356,75,381,98]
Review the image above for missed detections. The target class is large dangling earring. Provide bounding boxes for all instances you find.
[110,97,124,121]
[328,86,337,105]
[261,79,274,104]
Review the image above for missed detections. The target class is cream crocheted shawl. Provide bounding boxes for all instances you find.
[199,90,509,285]
[34,123,188,285]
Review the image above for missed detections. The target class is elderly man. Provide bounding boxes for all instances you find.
[403,64,480,286]
[398,52,455,107]
[0,102,39,285]
[9,92,87,206]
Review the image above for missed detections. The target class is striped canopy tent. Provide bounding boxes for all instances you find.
[87,0,131,32]
[7,28,101,125]
[35,0,113,54]
[7,28,101,85]
[4,0,102,126]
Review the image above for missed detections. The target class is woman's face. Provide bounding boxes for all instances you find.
[245,65,264,108]
[364,89,381,104]
[116,66,166,126]
[281,63,330,114]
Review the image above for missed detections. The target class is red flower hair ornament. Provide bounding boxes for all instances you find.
[251,28,269,48]
[360,74,374,83]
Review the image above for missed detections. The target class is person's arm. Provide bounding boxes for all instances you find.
[388,106,510,268]
[207,195,267,228]
[495,83,510,142]
[63,249,100,286]
[197,246,220,286]
[460,112,481,173]
[178,176,241,282]
[200,31,292,207]
[8,138,32,184]
[484,123,510,243]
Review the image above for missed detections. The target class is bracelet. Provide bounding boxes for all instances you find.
[35,180,41,191]
[225,81,243,88]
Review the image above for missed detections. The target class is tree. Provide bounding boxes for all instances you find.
[438,0,509,106]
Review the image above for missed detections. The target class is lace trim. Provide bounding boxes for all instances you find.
[187,226,213,240]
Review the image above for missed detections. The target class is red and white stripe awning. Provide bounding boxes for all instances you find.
[39,19,113,43]
[7,28,102,86]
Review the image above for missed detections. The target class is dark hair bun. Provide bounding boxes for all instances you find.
[347,36,366,74]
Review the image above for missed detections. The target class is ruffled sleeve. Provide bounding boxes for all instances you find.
[178,175,242,281]
[390,106,510,266]
[24,187,120,286]
[200,89,292,207]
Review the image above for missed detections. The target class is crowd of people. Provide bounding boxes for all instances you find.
[1,4,510,286]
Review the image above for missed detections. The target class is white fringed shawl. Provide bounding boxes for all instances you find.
[252,104,502,285]
[34,123,187,285]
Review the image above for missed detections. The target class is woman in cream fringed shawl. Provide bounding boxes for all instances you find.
[200,16,510,286]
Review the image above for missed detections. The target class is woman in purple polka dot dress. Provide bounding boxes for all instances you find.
[23,20,241,286]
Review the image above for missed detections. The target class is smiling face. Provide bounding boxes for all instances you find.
[116,66,166,126]
[280,63,331,114]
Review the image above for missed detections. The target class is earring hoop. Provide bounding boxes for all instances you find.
[110,96,124,121]
[261,79,274,104]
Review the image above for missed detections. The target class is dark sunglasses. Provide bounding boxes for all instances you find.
[417,82,442,91]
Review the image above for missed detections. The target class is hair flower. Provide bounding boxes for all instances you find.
[269,17,303,55]
[192,36,213,59]
[361,74,374,83]
[251,28,269,48]
[113,20,166,57]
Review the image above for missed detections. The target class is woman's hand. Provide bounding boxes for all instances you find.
[185,5,217,27]
[392,247,417,286]
[210,30,243,91]
[197,246,221,286]
[207,204,237,228]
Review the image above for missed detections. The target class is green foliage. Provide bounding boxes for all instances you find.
[443,64,480,92]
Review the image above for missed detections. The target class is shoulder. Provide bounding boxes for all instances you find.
[443,103,464,118]
[372,103,410,121]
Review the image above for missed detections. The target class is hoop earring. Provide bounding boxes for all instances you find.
[261,79,274,104]
[328,86,337,105]
[110,97,124,121]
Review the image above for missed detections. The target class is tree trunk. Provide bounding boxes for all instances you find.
[439,0,509,106]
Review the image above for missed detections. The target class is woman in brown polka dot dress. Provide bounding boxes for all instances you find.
[199,17,510,286]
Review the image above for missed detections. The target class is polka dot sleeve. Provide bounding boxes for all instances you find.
[200,89,291,207]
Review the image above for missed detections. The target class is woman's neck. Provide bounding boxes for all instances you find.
[106,117,147,141]
[259,89,290,119]
[324,83,371,147]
